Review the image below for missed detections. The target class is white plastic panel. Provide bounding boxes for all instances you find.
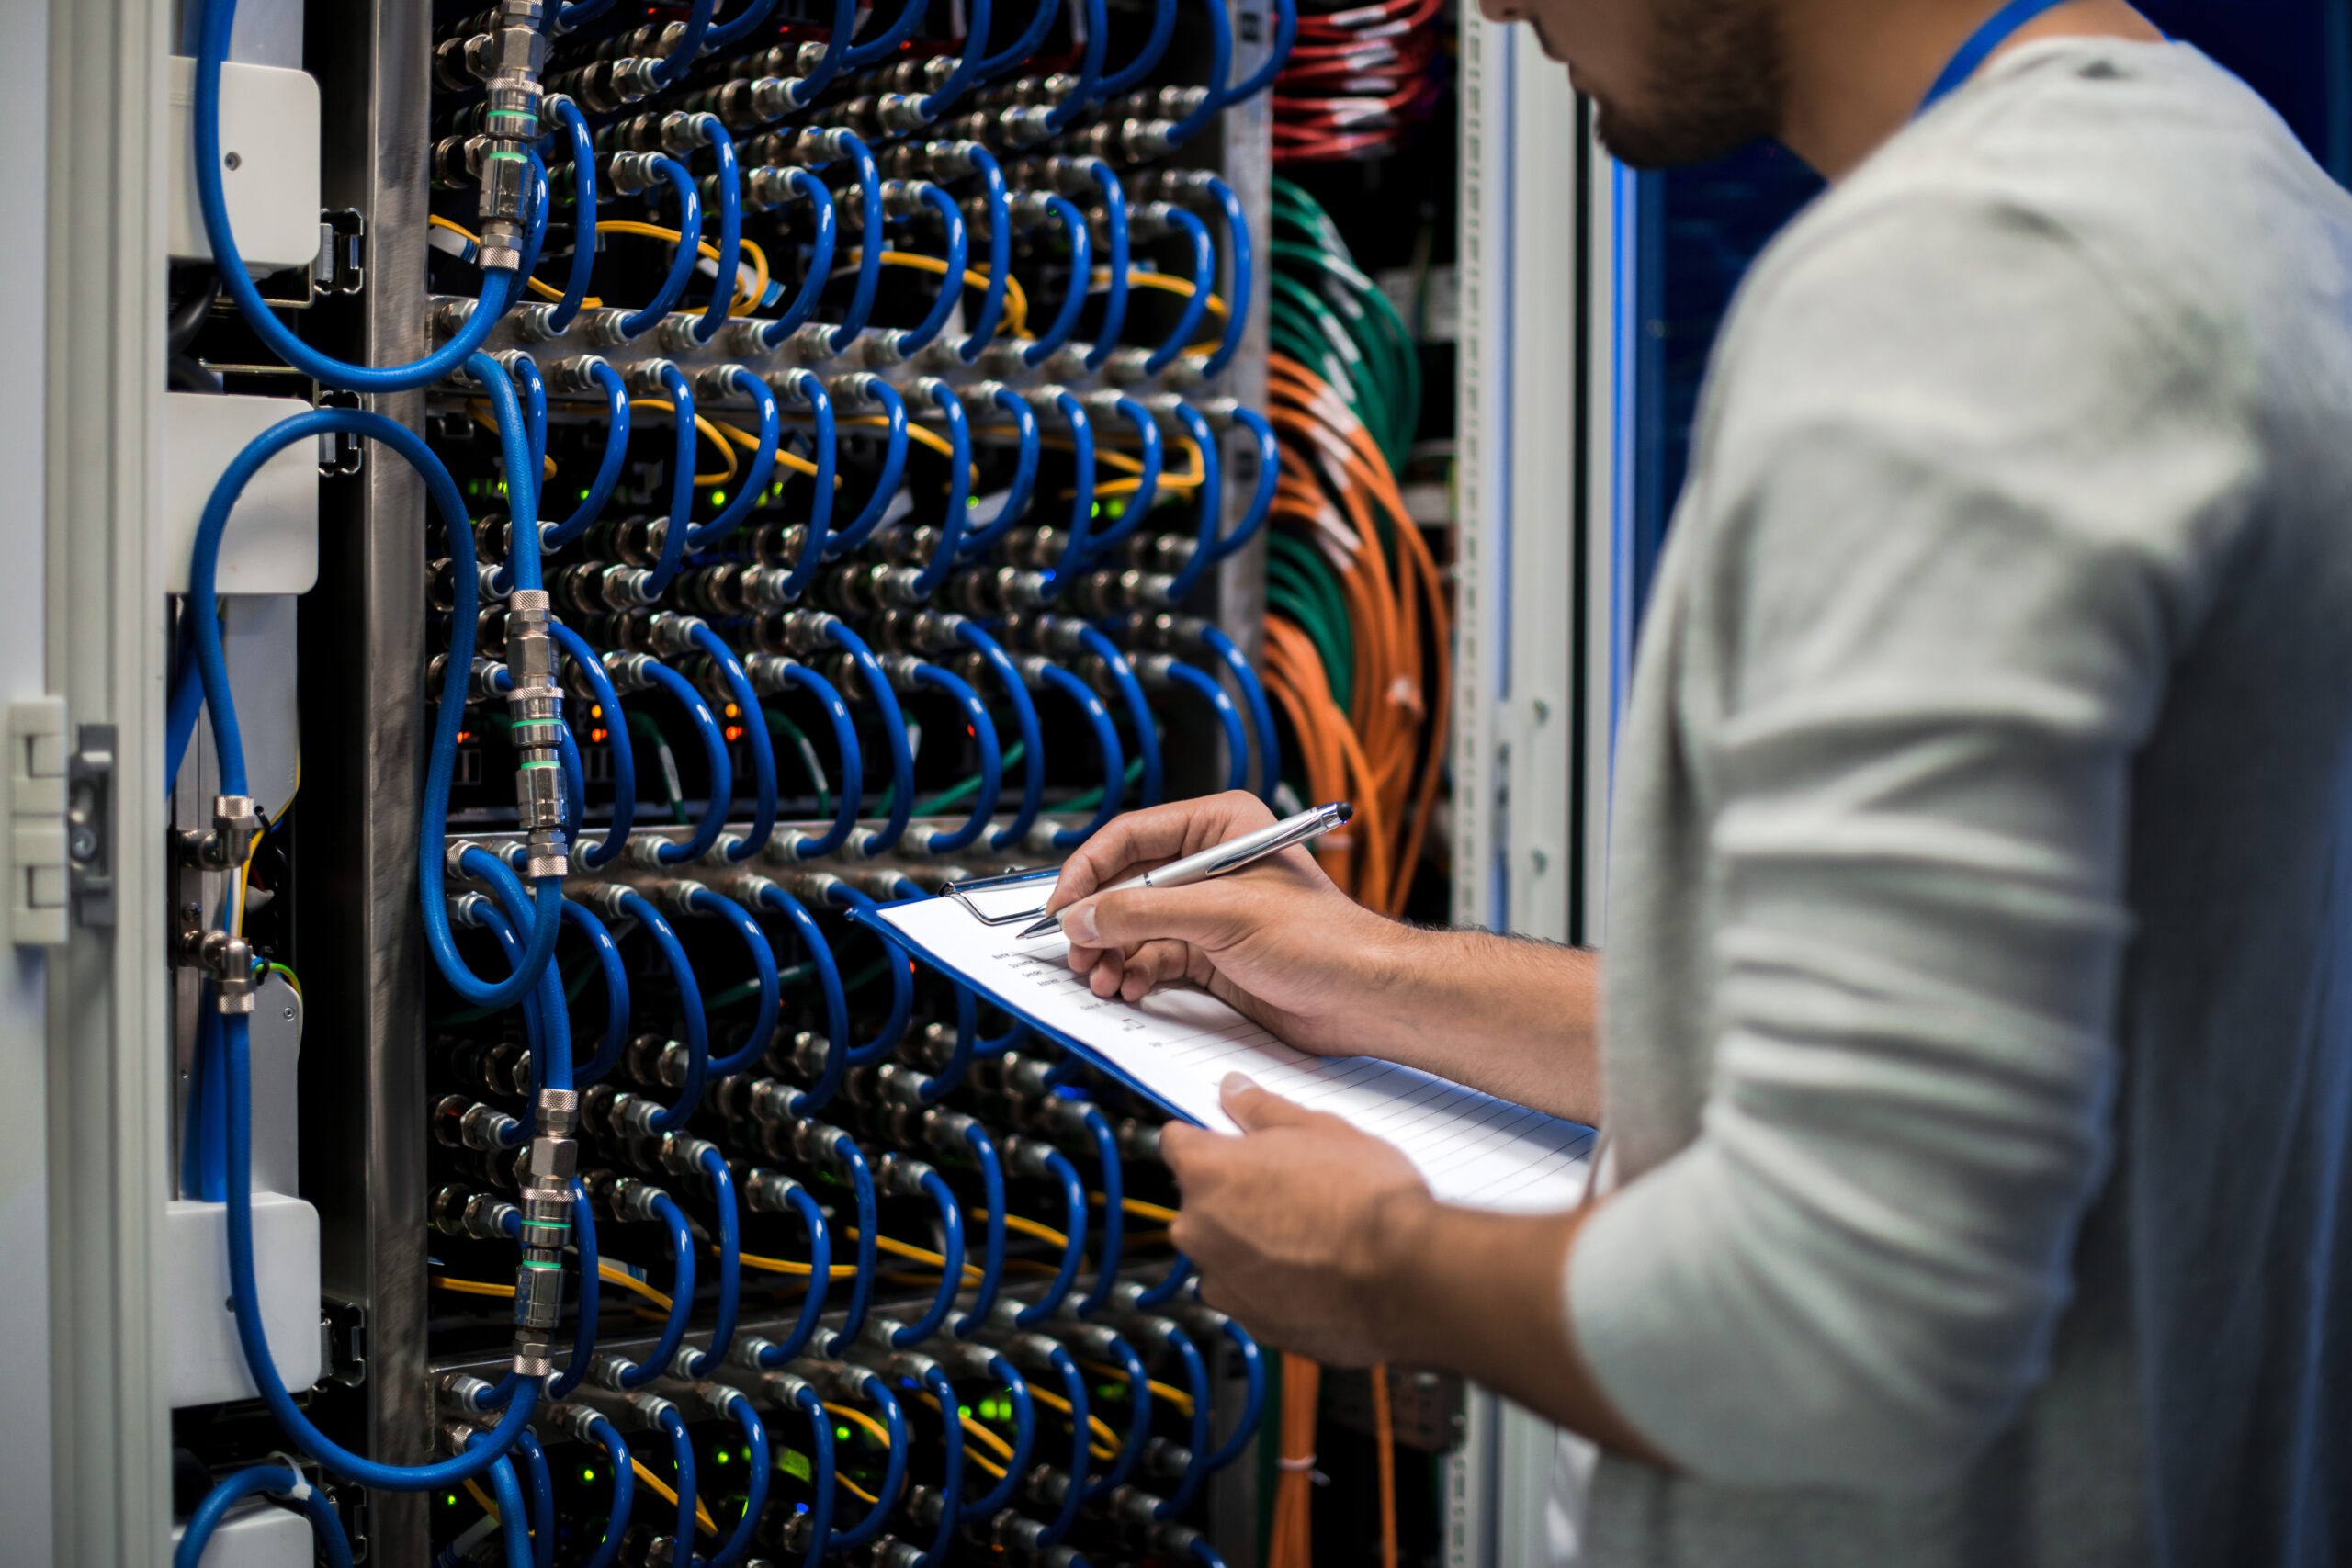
[164,394,319,595]
[169,1498,315,1568]
[164,1191,321,1409]
[166,55,321,276]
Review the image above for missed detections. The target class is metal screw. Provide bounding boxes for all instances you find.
[283,1006,296,1021]
[68,826,96,862]
[223,151,242,170]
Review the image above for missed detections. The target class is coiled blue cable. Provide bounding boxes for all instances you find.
[612,888,709,1131]
[1204,1317,1264,1470]
[1166,662,1247,793]
[916,0,989,118]
[1216,405,1280,562]
[175,1465,355,1568]
[649,0,717,85]
[514,1430,555,1568]
[1078,394,1160,555]
[639,659,732,863]
[646,362,698,596]
[828,133,886,351]
[513,352,549,490]
[1150,1324,1212,1517]
[911,384,974,596]
[1166,0,1234,143]
[686,1146,743,1375]
[1075,626,1160,807]
[1197,175,1251,378]
[707,0,781,50]
[553,622,636,867]
[823,379,910,557]
[1099,0,1176,94]
[687,370,778,549]
[786,1383,836,1567]
[955,623,1044,851]
[1014,1148,1089,1325]
[1075,1103,1125,1314]
[704,1393,770,1568]
[824,1374,907,1551]
[487,1451,533,1568]
[1021,196,1093,367]
[823,622,912,853]
[750,883,849,1114]
[754,171,839,342]
[1163,401,1226,603]
[1036,664,1123,848]
[832,1134,880,1344]
[1083,1331,1152,1499]
[1135,1250,1193,1307]
[686,621,776,860]
[613,1192,697,1388]
[580,1415,635,1568]
[955,1351,1035,1521]
[687,886,778,1076]
[958,388,1039,557]
[953,1116,1005,1328]
[773,370,838,598]
[828,884,912,1062]
[771,660,861,860]
[548,1182,600,1400]
[616,158,705,338]
[1191,1538,1233,1568]
[956,148,1012,358]
[1045,390,1097,580]
[1035,1347,1091,1543]
[786,0,857,105]
[909,1365,967,1568]
[1145,208,1216,375]
[545,361,630,547]
[546,98,600,335]
[908,665,1000,853]
[654,1407,700,1552]
[692,116,741,344]
[916,988,978,1111]
[1042,0,1107,131]
[1200,624,1281,803]
[758,1179,833,1362]
[1225,0,1296,98]
[1080,162,1129,372]
[844,0,927,65]
[975,0,1058,77]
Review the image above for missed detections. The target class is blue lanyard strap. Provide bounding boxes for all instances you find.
[1918,0,2075,113]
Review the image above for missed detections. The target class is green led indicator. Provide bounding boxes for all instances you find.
[443,1493,458,1507]
[581,1468,596,1484]
[711,491,728,505]
[835,1426,852,1442]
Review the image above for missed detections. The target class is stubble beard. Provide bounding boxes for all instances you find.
[1586,0,1785,170]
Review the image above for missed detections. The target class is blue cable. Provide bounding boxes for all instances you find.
[1100,0,1176,94]
[641,659,733,863]
[958,388,1039,557]
[1021,196,1093,367]
[825,1374,908,1551]
[707,0,780,49]
[786,1384,836,1567]
[828,133,886,351]
[956,148,1012,358]
[955,1351,1035,1521]
[558,0,618,29]
[773,371,838,599]
[956,623,1044,851]
[614,1192,698,1388]
[691,116,741,344]
[910,1366,967,1568]
[758,1179,833,1363]
[919,988,978,1108]
[645,362,698,597]
[890,1170,966,1344]
[649,0,717,85]
[580,1415,636,1568]
[1042,0,1107,131]
[1083,1332,1151,1499]
[954,1117,1005,1330]
[514,354,549,491]
[1150,1325,1212,1517]
[545,361,630,547]
[175,1466,354,1568]
[833,1134,881,1343]
[907,665,1000,853]
[549,1181,600,1400]
[655,1407,701,1554]
[1076,1104,1125,1315]
[612,889,709,1131]
[1075,626,1160,807]
[616,158,705,339]
[772,660,861,860]
[844,0,927,65]
[487,1451,533,1568]
[704,1394,770,1568]
[687,621,776,859]
[917,0,990,119]
[557,716,585,841]
[1215,405,1279,561]
[828,884,912,1063]
[1144,208,1216,374]
[552,622,636,867]
[1166,0,1234,144]
[1197,175,1251,378]
[754,171,839,342]
[1045,390,1097,579]
[1190,1539,1233,1568]
[1135,1250,1193,1307]
[515,1430,555,1568]
[1201,624,1281,804]
[687,886,778,1076]
[976,0,1058,77]
[1225,0,1295,97]
[1014,1149,1089,1325]
[786,0,857,106]
[1079,394,1160,555]
[823,378,909,557]
[165,612,202,797]
[751,885,848,1115]
[1035,1347,1091,1543]
[823,621,912,852]
[1165,661,1246,793]
[195,0,512,390]
[1080,162,1130,372]
[687,371,779,549]
[1163,401,1226,603]
[1204,1316,1264,1470]
[911,383,973,596]
[546,97,599,335]
[1036,665,1123,849]
[690,1147,744,1378]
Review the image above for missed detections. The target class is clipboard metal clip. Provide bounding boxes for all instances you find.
[942,866,1061,926]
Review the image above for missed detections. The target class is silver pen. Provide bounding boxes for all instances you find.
[1016,801,1354,938]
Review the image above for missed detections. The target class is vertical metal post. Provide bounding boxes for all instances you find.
[42,0,173,1562]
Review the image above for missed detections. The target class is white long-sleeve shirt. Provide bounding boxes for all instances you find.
[1569,39,2352,1566]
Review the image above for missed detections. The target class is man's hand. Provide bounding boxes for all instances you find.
[1161,1074,1437,1366]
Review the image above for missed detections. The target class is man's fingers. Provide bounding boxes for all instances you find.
[1044,794,1276,914]
[1221,1073,1323,1132]
[1160,1119,1229,1181]
[1061,879,1259,953]
[1114,939,1195,1001]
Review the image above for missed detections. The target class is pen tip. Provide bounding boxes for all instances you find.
[1334,801,1353,824]
[1016,913,1060,939]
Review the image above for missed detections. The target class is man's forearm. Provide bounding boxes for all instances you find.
[1352,928,1602,1122]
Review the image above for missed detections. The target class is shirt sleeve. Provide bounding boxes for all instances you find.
[1566,189,2261,1494]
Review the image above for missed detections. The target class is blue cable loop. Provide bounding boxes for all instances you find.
[579,1415,636,1568]
[636,660,730,863]
[552,622,637,866]
[514,353,549,491]
[558,723,585,842]
[911,384,974,597]
[953,1116,1005,1331]
[1083,1332,1152,1499]
[547,97,599,334]
[750,885,850,1114]
[1163,401,1226,602]
[615,1192,698,1388]
[774,371,839,597]
[956,1351,1035,1520]
[686,621,777,859]
[919,988,978,1108]
[487,1451,533,1568]
[1035,1347,1091,1542]
[654,1407,701,1551]
[609,888,709,1127]
[908,666,999,852]
[909,1365,967,1567]
[1075,626,1161,807]
[515,1430,555,1568]
[758,1179,833,1362]
[827,884,912,1062]
[828,134,886,350]
[1166,661,1247,793]
[1144,208,1216,374]
[517,152,553,310]
[1226,0,1296,97]
[175,1466,355,1568]
[650,0,717,85]
[1204,1317,1265,1470]
[616,157,705,338]
[831,1134,881,1343]
[1080,162,1129,372]
[227,1012,542,1485]
[1036,664,1123,848]
[1021,196,1093,366]
[195,0,513,389]
[685,1147,743,1375]
[557,0,618,26]
[891,186,969,355]
[917,0,990,118]
[548,1182,601,1400]
[1166,0,1234,143]
[461,859,575,1130]
[1101,0,1176,91]
[545,360,631,547]
[786,1384,837,1566]
[1075,1103,1125,1314]
[772,660,862,859]
[1080,395,1161,555]
[958,388,1039,556]
[165,613,203,797]
[955,623,1044,851]
[692,117,742,344]
[688,371,778,548]
[844,0,927,66]
[823,622,913,852]
[825,1374,908,1551]
[755,172,840,343]
[1215,405,1280,562]
[1014,1148,1089,1325]
[1150,1324,1213,1517]
[1201,623,1281,803]
[707,0,781,49]
[1197,175,1252,378]
[786,0,857,105]
[702,1394,770,1568]
[1135,1249,1193,1307]
[1190,1538,1234,1568]
[646,362,698,596]
[1042,0,1107,130]
[1045,390,1097,582]
[823,380,909,557]
[956,148,1012,358]
[976,0,1058,77]
[687,885,779,1076]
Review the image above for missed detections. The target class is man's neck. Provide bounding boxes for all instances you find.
[1778,0,2165,180]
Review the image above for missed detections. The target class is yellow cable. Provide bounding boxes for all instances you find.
[729,1245,865,1280]
[836,1472,881,1506]
[632,1459,721,1536]
[840,1229,985,1283]
[915,1393,1018,1461]
[1091,266,1230,322]
[1078,1357,1196,1416]
[837,414,961,466]
[700,412,828,482]
[1091,437,1206,500]
[466,404,560,482]
[597,220,772,315]
[1025,1386,1123,1455]
[432,1276,514,1302]
[428,214,602,306]
[463,1477,500,1521]
[628,398,739,486]
[431,1261,672,1311]
[824,1402,897,1453]
[1093,1194,1181,1224]
[971,1211,1069,1248]
[829,249,1030,337]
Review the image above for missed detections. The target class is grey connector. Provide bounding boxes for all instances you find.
[439,1373,501,1418]
[546,353,612,393]
[591,1172,666,1224]
[997,1134,1060,1182]
[502,590,570,879]
[655,1130,718,1180]
[743,1168,805,1213]
[435,1096,521,1152]
[603,1089,668,1140]
[652,311,706,355]
[431,1188,519,1242]
[875,1152,938,1199]
[193,793,262,870]
[622,358,681,400]
[187,930,258,1014]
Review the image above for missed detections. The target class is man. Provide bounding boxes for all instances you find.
[1037,1,2352,1562]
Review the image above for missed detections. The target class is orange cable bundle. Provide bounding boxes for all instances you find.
[1371,1363,1399,1568]
[1268,1353,1323,1568]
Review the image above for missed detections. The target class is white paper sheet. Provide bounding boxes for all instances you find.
[876,890,1596,1213]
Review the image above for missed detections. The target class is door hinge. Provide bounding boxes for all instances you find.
[6,699,68,945]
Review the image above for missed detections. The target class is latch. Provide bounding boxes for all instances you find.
[6,699,68,945]
[313,207,366,298]
[67,724,115,930]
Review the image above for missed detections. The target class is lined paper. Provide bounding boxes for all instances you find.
[876,892,1595,1213]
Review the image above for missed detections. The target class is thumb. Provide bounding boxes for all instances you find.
[1061,880,1258,951]
[1221,1073,1318,1132]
